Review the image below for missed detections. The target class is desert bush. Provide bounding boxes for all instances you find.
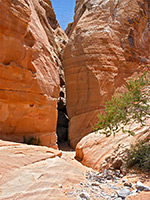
[94,73,150,137]
[23,136,40,145]
[126,140,150,170]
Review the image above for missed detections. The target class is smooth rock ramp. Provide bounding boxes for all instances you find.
[0,140,85,200]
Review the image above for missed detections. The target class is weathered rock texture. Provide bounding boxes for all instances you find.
[75,119,150,170]
[0,0,67,148]
[63,0,150,148]
[0,139,85,200]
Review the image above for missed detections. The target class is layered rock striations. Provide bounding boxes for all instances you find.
[0,0,68,148]
[63,0,150,148]
[75,119,150,170]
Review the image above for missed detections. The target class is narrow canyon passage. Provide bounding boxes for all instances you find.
[56,81,69,146]
[0,0,150,199]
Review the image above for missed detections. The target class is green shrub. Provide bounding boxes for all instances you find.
[126,140,150,170]
[94,73,150,136]
[23,136,40,145]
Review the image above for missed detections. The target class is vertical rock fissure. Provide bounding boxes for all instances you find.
[56,69,69,145]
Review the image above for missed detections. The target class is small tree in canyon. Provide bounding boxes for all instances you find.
[94,72,150,137]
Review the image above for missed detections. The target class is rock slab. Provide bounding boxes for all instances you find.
[0,139,85,200]
[75,120,150,170]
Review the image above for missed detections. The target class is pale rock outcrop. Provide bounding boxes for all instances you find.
[0,139,85,200]
[75,119,150,170]
[0,0,67,148]
[63,0,150,147]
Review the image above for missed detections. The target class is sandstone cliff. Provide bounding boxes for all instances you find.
[63,0,150,148]
[0,0,68,148]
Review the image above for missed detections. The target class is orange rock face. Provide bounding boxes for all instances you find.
[75,119,150,170]
[63,0,150,147]
[0,0,68,148]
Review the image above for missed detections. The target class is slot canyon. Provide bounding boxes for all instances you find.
[0,0,150,199]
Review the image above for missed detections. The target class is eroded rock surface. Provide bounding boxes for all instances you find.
[75,119,150,170]
[0,139,85,200]
[0,0,67,148]
[63,0,150,147]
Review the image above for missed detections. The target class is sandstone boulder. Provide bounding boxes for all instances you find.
[75,119,150,170]
[63,0,150,147]
[0,0,67,148]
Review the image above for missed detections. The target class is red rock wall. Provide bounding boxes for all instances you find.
[0,0,67,148]
[63,0,150,148]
